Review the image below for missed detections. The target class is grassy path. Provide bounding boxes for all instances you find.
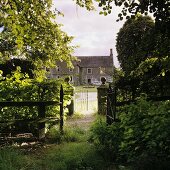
[0,113,117,170]
[65,113,96,130]
[0,105,120,170]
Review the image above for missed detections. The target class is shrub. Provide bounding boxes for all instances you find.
[119,98,170,163]
[0,68,73,135]
[90,98,170,167]
[90,119,123,161]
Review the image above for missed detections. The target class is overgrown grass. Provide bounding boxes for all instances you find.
[35,142,111,170]
[0,119,113,170]
[0,148,34,170]
[46,124,87,143]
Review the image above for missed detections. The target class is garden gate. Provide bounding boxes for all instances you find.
[74,87,97,114]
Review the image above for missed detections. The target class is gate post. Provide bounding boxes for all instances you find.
[64,77,74,116]
[60,85,64,134]
[97,77,109,115]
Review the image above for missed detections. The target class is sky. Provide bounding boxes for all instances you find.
[53,0,125,67]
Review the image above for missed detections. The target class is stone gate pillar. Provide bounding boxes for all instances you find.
[97,77,109,114]
[64,77,74,116]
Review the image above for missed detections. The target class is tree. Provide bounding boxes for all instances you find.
[75,0,169,32]
[116,15,155,74]
[0,58,35,78]
[0,0,75,74]
[76,0,169,75]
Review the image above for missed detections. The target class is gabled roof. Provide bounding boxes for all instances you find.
[76,55,113,68]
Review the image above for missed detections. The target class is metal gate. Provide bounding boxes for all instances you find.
[74,87,97,114]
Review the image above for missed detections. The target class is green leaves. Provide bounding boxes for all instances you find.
[116,15,156,74]
[0,0,76,71]
[91,98,170,164]
[76,0,169,34]
[0,67,71,122]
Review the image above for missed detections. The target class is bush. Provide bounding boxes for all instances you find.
[90,98,170,168]
[90,119,123,161]
[119,98,170,163]
[0,68,73,135]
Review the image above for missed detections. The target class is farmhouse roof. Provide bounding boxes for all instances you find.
[76,55,113,68]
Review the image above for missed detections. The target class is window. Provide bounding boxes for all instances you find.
[87,68,92,74]
[88,79,91,84]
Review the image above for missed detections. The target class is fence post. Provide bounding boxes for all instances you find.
[97,77,109,115]
[60,85,64,134]
[38,104,46,139]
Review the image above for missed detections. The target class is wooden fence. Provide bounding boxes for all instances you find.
[106,85,170,125]
[0,85,64,140]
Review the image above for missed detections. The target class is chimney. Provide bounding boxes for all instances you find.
[110,49,113,56]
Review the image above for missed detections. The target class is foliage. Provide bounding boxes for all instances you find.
[0,68,73,135]
[90,119,123,161]
[0,0,76,72]
[0,28,17,60]
[119,98,170,162]
[129,57,170,97]
[116,15,155,74]
[113,57,170,102]
[131,56,170,77]
[112,67,124,84]
[75,0,169,31]
[0,58,35,78]
[90,98,170,167]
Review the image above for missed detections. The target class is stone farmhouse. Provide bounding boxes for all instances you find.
[47,49,114,86]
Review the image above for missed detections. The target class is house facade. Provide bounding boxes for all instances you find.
[47,49,114,86]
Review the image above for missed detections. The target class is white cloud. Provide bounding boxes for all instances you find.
[53,0,125,67]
